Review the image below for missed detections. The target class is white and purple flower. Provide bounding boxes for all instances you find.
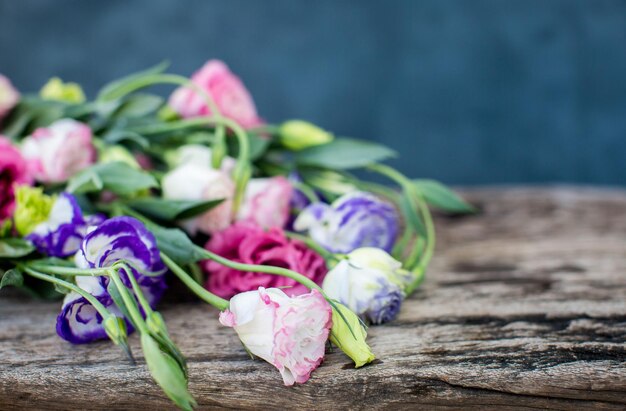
[219,287,332,385]
[322,247,408,324]
[26,192,103,258]
[294,191,399,254]
[57,216,167,344]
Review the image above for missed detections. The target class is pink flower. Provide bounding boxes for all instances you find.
[203,221,327,299]
[0,136,32,221]
[161,163,235,235]
[237,176,293,229]
[168,60,263,129]
[0,74,19,121]
[21,119,95,183]
[219,287,332,385]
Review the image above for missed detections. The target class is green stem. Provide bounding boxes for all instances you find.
[21,267,111,318]
[194,246,323,293]
[292,182,320,204]
[109,270,149,334]
[161,252,229,311]
[285,231,336,262]
[118,263,154,317]
[25,264,111,277]
[406,192,436,294]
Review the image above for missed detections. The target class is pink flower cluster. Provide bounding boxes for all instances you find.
[0,137,32,221]
[203,221,327,299]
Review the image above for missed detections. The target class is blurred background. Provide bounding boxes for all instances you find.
[1,0,625,185]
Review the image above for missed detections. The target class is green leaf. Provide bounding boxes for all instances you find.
[0,268,24,290]
[295,138,396,169]
[114,94,164,118]
[148,225,203,265]
[97,61,170,101]
[227,131,272,161]
[0,238,35,258]
[413,179,475,213]
[102,130,150,149]
[125,198,224,221]
[141,334,196,411]
[67,162,158,196]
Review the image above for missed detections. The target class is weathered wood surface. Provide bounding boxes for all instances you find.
[1,187,626,410]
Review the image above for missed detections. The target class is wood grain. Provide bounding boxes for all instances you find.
[1,187,625,410]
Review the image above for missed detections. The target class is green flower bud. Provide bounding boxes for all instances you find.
[99,145,140,169]
[279,120,334,151]
[13,186,54,236]
[103,315,128,345]
[40,77,85,104]
[329,302,375,368]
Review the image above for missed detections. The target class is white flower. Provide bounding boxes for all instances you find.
[219,287,332,385]
[167,144,236,175]
[161,163,234,235]
[21,119,95,183]
[322,247,407,324]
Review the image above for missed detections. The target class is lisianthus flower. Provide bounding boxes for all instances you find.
[323,248,408,324]
[237,176,293,229]
[21,118,96,183]
[0,137,32,222]
[165,144,236,175]
[168,60,263,129]
[294,191,399,254]
[161,163,235,235]
[278,120,334,151]
[26,192,103,258]
[0,74,19,121]
[203,221,327,299]
[57,216,167,343]
[219,287,332,385]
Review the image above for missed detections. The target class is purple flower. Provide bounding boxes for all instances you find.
[27,193,102,258]
[56,216,167,344]
[294,191,399,254]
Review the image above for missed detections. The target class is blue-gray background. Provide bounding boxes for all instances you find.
[1,0,626,185]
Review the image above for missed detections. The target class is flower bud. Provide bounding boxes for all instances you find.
[103,315,128,346]
[329,302,375,368]
[279,120,334,151]
[40,77,85,104]
[13,186,54,236]
[99,145,140,169]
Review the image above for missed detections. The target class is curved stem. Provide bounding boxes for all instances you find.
[406,192,435,294]
[284,231,336,262]
[25,264,111,277]
[21,267,111,318]
[161,252,229,311]
[194,246,323,293]
[118,263,154,317]
[109,269,149,334]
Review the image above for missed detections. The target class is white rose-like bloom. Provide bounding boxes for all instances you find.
[167,144,236,175]
[21,119,95,183]
[161,163,234,235]
[323,247,408,325]
[219,287,332,385]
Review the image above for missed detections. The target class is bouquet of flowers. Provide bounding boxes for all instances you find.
[0,61,473,409]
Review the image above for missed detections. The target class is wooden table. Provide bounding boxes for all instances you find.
[1,187,625,410]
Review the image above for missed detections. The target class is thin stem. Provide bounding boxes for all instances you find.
[194,245,323,293]
[161,252,229,311]
[108,270,149,334]
[25,264,111,277]
[406,192,436,294]
[293,182,320,204]
[285,231,336,262]
[21,267,111,318]
[118,263,154,317]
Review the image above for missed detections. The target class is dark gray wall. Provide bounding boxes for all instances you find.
[1,0,626,185]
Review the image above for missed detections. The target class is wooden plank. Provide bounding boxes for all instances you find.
[1,187,625,410]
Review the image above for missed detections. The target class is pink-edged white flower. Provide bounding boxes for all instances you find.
[237,176,293,229]
[167,144,236,175]
[168,60,263,129]
[161,163,234,235]
[21,119,96,183]
[0,74,19,120]
[219,287,332,385]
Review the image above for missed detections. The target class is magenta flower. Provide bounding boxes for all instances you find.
[203,221,327,299]
[0,137,32,222]
[219,287,332,385]
[0,74,19,121]
[168,60,263,129]
[237,176,294,229]
[21,119,96,183]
